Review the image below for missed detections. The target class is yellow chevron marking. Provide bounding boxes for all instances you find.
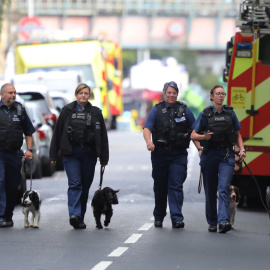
[244,151,261,165]
[245,125,270,146]
[244,125,270,164]
[233,57,253,80]
[255,77,270,106]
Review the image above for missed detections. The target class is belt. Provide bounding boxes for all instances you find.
[73,143,94,149]
[0,148,21,153]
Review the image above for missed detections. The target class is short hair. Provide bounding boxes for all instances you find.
[0,83,10,93]
[75,83,91,95]
[210,84,224,101]
[163,81,179,94]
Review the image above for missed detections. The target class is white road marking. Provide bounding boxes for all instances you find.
[138,223,153,230]
[108,247,129,257]
[124,234,142,244]
[91,261,113,270]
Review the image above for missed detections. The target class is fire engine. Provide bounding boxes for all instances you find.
[224,0,270,205]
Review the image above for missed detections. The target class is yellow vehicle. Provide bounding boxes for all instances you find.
[103,41,123,129]
[14,38,122,128]
[223,0,270,204]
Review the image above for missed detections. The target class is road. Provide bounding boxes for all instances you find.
[0,131,270,270]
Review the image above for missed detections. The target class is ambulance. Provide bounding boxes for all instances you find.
[14,38,123,129]
[224,0,270,204]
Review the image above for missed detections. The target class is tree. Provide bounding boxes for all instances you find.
[0,0,11,34]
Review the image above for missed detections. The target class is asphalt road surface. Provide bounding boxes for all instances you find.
[1,131,269,270]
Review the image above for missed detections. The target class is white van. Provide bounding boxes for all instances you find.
[11,70,83,95]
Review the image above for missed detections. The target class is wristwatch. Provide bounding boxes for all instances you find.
[240,149,246,152]
[198,148,203,152]
[27,148,33,152]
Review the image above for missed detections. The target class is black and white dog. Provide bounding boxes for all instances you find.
[229,185,241,230]
[21,190,41,228]
[91,187,119,229]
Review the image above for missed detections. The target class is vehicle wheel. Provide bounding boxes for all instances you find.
[43,161,56,177]
[33,160,42,179]
[110,116,117,130]
[246,196,262,208]
[16,160,27,204]
[237,196,245,208]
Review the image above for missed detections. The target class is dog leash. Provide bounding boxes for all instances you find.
[99,165,105,191]
[233,151,270,215]
[198,168,203,194]
[30,158,33,191]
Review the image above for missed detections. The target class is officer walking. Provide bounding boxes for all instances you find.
[50,83,109,229]
[0,83,35,228]
[143,81,200,229]
[191,84,246,234]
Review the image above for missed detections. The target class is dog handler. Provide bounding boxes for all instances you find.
[191,84,246,233]
[0,83,35,228]
[50,83,109,229]
[143,81,200,229]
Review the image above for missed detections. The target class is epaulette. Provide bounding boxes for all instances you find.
[203,105,213,112]
[202,106,213,118]
[14,101,25,109]
[223,104,234,109]
[155,101,165,107]
[176,101,187,107]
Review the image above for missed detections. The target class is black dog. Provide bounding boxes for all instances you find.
[91,187,119,229]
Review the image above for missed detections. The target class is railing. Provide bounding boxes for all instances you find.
[17,0,242,17]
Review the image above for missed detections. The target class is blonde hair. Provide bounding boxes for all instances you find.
[75,83,91,95]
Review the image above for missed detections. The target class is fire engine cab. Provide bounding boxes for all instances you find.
[224,0,270,205]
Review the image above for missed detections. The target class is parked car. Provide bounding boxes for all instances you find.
[15,95,42,179]
[15,84,59,129]
[49,90,72,113]
[25,102,55,177]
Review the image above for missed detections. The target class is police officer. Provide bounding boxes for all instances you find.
[143,81,199,229]
[0,83,35,228]
[191,84,246,234]
[50,83,109,229]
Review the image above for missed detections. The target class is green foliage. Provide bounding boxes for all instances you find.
[122,50,137,77]
[0,0,11,34]
[198,72,219,91]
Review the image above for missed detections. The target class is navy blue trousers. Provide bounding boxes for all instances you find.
[0,149,23,219]
[63,146,97,221]
[151,148,188,224]
[200,148,235,225]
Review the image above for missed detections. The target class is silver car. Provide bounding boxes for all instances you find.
[25,102,55,177]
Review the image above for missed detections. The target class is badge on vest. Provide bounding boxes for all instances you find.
[175,116,186,123]
[214,116,226,122]
[13,115,20,122]
[162,108,167,113]
[76,113,86,120]
[96,122,100,129]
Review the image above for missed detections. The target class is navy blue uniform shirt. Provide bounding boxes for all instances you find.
[192,105,241,133]
[0,101,35,136]
[144,101,196,131]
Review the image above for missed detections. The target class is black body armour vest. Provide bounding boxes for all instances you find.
[152,101,191,149]
[0,102,24,151]
[200,105,238,149]
[67,106,95,147]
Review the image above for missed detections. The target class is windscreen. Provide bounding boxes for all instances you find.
[28,65,96,88]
